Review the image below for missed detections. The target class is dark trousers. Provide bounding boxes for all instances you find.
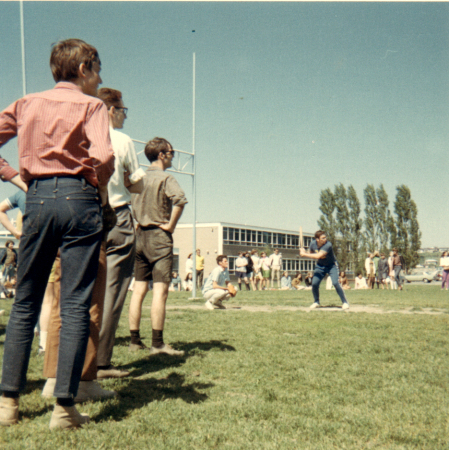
[1,177,102,398]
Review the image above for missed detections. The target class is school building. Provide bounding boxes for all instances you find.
[173,222,317,280]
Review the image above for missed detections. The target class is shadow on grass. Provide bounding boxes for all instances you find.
[175,340,236,353]
[122,340,235,378]
[94,372,213,422]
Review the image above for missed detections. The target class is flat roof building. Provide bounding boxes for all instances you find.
[173,222,316,281]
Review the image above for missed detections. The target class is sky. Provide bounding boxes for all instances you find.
[0,1,448,247]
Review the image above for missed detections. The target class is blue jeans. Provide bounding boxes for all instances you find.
[2,264,16,283]
[312,263,348,305]
[1,177,102,399]
[394,266,403,287]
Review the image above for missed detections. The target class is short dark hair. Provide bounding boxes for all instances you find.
[144,137,172,163]
[216,255,227,264]
[50,39,100,82]
[97,88,122,109]
[314,230,326,240]
[5,240,14,247]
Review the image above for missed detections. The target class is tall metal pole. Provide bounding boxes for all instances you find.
[192,52,198,298]
[20,1,27,96]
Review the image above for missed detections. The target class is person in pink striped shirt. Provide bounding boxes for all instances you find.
[0,39,114,430]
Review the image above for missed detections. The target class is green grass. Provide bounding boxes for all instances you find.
[1,286,449,449]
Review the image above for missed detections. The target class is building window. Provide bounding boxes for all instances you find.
[223,227,228,241]
[263,231,271,245]
[228,256,236,273]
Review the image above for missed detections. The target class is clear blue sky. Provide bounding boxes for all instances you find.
[1,2,447,247]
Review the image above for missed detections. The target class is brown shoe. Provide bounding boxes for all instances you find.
[97,365,130,379]
[0,396,19,426]
[49,404,89,430]
[149,343,184,357]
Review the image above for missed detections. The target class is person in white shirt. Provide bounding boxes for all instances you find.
[96,88,146,374]
[202,255,234,310]
[259,252,271,290]
[235,251,250,291]
[185,253,193,278]
[354,273,368,289]
[251,250,262,291]
[269,249,282,288]
[388,251,397,290]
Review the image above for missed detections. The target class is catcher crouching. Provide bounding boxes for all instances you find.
[202,255,236,310]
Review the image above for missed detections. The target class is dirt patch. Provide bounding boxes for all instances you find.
[165,304,448,315]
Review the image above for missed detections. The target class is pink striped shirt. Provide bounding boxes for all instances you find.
[0,82,114,187]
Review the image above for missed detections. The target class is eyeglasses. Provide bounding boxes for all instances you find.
[163,150,175,156]
[115,107,128,115]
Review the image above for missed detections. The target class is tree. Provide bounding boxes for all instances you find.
[317,188,336,246]
[333,184,350,270]
[375,184,393,254]
[347,185,363,274]
[363,184,378,252]
[393,185,421,270]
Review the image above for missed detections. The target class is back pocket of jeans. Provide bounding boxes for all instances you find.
[22,200,44,236]
[66,197,102,235]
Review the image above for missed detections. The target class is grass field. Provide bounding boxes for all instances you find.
[0,285,448,449]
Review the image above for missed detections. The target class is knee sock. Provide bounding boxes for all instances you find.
[245,283,250,291]
[152,329,163,348]
[238,283,242,291]
[130,330,141,345]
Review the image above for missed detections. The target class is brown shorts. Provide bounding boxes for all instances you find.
[134,226,173,283]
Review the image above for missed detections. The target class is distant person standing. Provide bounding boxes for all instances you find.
[269,249,282,288]
[185,253,193,278]
[365,254,375,289]
[440,252,449,290]
[0,241,17,284]
[388,251,397,290]
[392,248,405,291]
[377,253,389,290]
[373,251,380,288]
[251,250,262,291]
[196,249,205,288]
[236,251,250,291]
[259,252,271,290]
[245,251,255,290]
[299,230,349,310]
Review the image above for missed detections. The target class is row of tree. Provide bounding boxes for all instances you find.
[317,184,421,274]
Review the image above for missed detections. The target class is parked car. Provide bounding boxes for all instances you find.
[434,267,443,282]
[404,268,438,283]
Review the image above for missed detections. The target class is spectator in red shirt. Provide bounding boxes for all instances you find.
[0,39,114,430]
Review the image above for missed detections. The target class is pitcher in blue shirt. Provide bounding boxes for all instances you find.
[300,230,349,310]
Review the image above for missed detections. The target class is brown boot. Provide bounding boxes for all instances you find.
[0,396,19,426]
[49,404,90,430]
